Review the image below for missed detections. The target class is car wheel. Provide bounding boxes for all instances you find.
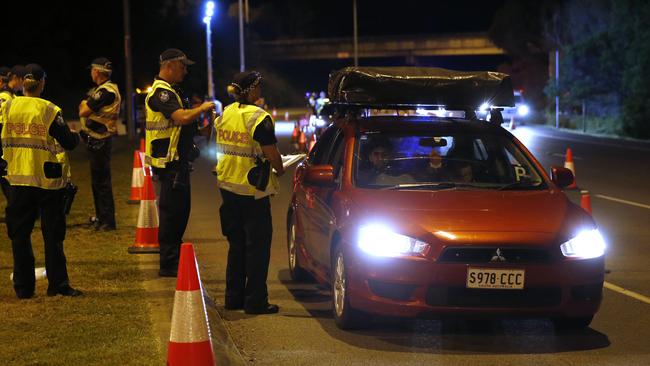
[332,246,370,330]
[551,316,593,331]
[287,212,308,282]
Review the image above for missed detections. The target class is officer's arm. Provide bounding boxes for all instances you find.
[79,90,116,118]
[78,100,92,117]
[170,101,215,126]
[49,113,80,151]
[261,144,284,177]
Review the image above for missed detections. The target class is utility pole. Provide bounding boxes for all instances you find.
[555,50,559,129]
[204,1,215,99]
[123,0,135,139]
[353,0,358,67]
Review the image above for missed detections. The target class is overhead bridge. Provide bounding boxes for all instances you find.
[255,32,504,61]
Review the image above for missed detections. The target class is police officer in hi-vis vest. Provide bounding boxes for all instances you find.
[216,71,284,314]
[1,64,82,299]
[78,57,121,231]
[1,65,26,201]
[144,49,215,277]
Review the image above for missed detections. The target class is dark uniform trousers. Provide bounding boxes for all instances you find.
[219,188,273,310]
[5,186,70,296]
[156,166,191,273]
[87,138,115,227]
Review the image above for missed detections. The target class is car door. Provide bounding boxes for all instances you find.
[295,126,340,270]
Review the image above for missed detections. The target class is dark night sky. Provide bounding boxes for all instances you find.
[1,0,508,112]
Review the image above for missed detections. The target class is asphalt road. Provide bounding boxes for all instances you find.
[186,122,650,366]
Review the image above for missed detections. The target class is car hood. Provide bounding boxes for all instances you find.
[349,189,574,243]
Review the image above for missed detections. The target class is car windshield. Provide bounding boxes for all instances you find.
[354,131,544,190]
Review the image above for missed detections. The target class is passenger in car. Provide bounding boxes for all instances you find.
[358,137,413,185]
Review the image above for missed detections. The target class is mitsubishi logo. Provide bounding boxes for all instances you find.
[490,248,507,262]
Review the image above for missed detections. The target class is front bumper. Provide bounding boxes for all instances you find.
[346,247,604,319]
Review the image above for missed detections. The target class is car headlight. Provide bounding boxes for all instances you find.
[479,102,490,112]
[517,104,530,116]
[560,229,606,259]
[358,224,428,257]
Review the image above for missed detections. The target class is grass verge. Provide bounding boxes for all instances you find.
[0,136,163,365]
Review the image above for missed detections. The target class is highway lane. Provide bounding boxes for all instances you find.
[187,121,650,365]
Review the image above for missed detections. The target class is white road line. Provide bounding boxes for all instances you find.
[604,281,650,305]
[595,194,650,210]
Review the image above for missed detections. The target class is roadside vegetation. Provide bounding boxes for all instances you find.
[0,137,163,365]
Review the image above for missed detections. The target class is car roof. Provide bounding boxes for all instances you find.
[357,116,511,136]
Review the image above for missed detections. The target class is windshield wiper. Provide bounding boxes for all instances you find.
[382,182,459,191]
[497,181,543,191]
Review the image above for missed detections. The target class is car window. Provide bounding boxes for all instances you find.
[354,132,544,190]
[327,131,346,180]
[308,126,340,165]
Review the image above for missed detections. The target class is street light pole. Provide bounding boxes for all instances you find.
[203,1,215,99]
[353,0,358,67]
[238,0,245,71]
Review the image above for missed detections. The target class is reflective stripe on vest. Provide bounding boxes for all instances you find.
[144,79,182,168]
[0,96,70,189]
[215,102,279,197]
[81,81,121,139]
[0,90,14,124]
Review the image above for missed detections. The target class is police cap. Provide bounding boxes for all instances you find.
[10,65,27,78]
[89,57,113,72]
[24,64,46,81]
[159,48,195,65]
[228,70,262,97]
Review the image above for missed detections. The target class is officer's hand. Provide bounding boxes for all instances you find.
[200,101,216,113]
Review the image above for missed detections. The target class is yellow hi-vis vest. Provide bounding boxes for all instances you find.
[1,96,71,189]
[81,80,121,139]
[0,90,14,124]
[216,102,279,198]
[144,79,182,168]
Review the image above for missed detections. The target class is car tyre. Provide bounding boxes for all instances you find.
[287,212,308,282]
[551,316,593,331]
[331,246,370,330]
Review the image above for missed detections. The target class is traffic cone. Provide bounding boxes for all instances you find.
[298,128,307,152]
[580,190,592,215]
[564,148,578,189]
[139,137,146,153]
[128,174,159,254]
[291,123,299,144]
[509,116,516,130]
[167,243,215,366]
[128,150,146,204]
[308,132,317,152]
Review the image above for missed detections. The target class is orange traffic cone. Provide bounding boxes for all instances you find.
[167,243,215,366]
[308,132,317,152]
[139,137,146,153]
[298,128,307,152]
[291,124,299,144]
[509,116,516,130]
[128,150,146,204]
[128,174,159,254]
[564,148,578,189]
[580,190,592,215]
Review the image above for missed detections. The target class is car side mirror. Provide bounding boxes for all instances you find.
[550,166,574,188]
[305,165,336,187]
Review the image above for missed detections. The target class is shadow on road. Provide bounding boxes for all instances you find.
[277,269,610,354]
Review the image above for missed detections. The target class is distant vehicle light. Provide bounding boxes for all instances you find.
[560,229,606,259]
[358,224,428,257]
[146,86,153,93]
[479,102,490,112]
[517,104,530,116]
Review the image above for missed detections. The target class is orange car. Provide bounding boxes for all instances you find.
[287,67,605,330]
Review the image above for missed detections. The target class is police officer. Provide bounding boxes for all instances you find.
[1,66,26,215]
[216,71,284,314]
[144,49,215,277]
[78,57,121,231]
[1,64,81,298]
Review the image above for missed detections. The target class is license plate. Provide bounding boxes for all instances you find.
[466,267,525,289]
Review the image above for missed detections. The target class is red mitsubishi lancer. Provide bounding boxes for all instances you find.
[286,67,605,330]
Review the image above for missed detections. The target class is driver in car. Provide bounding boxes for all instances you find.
[358,137,413,185]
